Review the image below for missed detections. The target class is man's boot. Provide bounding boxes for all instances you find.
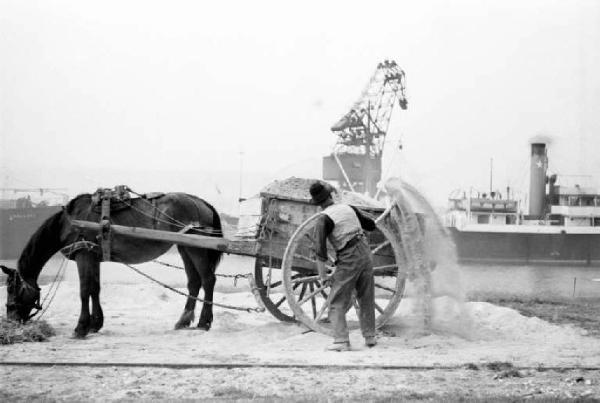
[365,336,377,347]
[326,341,351,352]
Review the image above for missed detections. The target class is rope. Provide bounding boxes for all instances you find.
[125,188,224,236]
[120,199,224,236]
[126,188,189,229]
[36,259,67,320]
[153,260,185,270]
[36,243,75,320]
[112,255,264,313]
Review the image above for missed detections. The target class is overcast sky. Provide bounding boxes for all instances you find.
[1,0,599,212]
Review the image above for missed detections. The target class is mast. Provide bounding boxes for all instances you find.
[489,158,493,196]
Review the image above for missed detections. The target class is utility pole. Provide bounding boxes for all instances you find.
[238,150,245,203]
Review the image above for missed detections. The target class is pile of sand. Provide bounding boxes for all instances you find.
[260,177,383,208]
[260,177,315,200]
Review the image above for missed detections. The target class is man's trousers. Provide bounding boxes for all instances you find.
[328,236,376,343]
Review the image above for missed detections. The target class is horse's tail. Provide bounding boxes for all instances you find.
[198,198,223,273]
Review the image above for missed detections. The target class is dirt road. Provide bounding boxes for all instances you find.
[2,364,599,401]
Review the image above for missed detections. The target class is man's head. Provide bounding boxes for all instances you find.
[309,181,333,208]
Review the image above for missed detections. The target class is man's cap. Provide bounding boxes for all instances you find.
[309,181,332,205]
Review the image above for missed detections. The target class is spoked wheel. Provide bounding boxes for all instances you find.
[254,257,296,322]
[282,211,406,335]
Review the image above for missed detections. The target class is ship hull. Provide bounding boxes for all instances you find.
[449,227,600,266]
[0,206,62,259]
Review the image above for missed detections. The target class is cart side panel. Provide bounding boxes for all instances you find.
[256,196,396,272]
[256,198,320,269]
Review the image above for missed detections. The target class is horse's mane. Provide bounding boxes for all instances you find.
[17,193,94,279]
[17,207,67,280]
[65,193,92,215]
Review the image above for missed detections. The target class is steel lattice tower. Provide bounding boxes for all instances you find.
[323,60,408,196]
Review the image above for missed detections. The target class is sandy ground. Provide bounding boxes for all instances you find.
[2,255,600,400]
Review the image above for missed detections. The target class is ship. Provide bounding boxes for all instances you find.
[444,142,600,265]
[0,189,66,260]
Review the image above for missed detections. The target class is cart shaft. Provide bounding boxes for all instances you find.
[70,219,259,255]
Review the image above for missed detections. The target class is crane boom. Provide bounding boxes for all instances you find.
[323,60,407,196]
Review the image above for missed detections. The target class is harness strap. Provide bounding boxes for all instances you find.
[151,199,158,230]
[60,240,101,259]
[100,189,112,261]
[178,223,201,234]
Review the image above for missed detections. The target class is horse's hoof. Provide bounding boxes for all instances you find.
[174,322,190,330]
[89,322,103,333]
[73,324,90,338]
[174,310,194,330]
[90,319,104,333]
[197,322,211,331]
[72,331,87,339]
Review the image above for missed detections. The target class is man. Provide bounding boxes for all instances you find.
[309,181,377,352]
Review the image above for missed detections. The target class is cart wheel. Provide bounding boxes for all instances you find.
[254,258,296,322]
[282,212,406,336]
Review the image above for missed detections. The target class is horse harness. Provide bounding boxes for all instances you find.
[60,185,209,261]
[4,267,43,320]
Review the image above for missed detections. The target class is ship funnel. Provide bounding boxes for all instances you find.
[528,142,547,218]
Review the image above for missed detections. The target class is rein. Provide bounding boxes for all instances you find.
[18,272,42,320]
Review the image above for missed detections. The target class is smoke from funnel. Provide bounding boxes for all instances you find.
[528,133,553,146]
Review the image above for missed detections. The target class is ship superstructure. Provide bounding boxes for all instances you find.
[445,143,600,265]
[0,188,66,259]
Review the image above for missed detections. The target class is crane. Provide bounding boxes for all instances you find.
[322,60,407,197]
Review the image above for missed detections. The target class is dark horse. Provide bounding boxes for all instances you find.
[2,191,223,338]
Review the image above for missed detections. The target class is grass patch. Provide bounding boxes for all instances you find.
[0,318,55,344]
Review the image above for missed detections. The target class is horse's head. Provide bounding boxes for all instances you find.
[2,265,41,323]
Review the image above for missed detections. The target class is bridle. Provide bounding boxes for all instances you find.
[4,266,43,321]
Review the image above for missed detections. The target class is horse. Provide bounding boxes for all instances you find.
[1,190,223,338]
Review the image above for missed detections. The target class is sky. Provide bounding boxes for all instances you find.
[1,0,599,213]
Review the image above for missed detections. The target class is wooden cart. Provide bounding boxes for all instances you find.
[72,190,426,336]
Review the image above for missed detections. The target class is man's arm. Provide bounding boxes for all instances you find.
[351,206,376,231]
[314,214,334,281]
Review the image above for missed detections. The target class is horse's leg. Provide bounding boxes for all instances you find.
[174,246,202,329]
[73,253,93,338]
[186,248,216,331]
[89,259,104,332]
